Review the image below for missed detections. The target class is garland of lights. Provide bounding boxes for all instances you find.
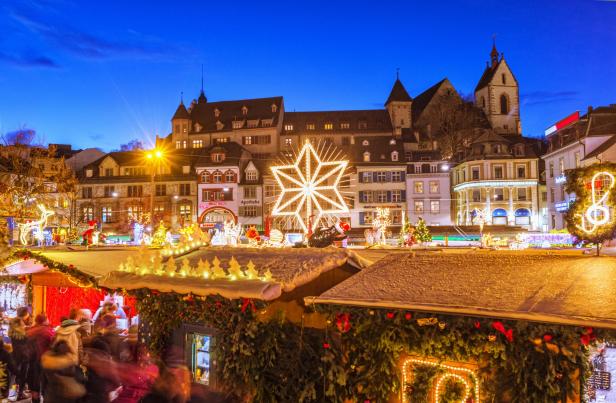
[270,140,349,233]
[18,204,54,245]
[9,249,98,288]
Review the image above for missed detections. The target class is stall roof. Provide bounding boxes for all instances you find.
[307,250,616,330]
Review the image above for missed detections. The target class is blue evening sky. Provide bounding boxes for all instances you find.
[1,0,615,151]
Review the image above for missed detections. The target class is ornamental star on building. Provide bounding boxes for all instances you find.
[270,141,349,233]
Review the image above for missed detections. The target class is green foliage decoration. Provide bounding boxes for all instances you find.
[8,249,97,288]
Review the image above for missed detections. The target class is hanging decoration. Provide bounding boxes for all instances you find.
[270,140,349,234]
[18,204,54,245]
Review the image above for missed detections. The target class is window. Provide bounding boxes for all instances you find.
[82,187,93,199]
[361,172,373,183]
[472,190,481,202]
[558,158,565,175]
[376,191,387,203]
[429,181,439,193]
[430,200,440,214]
[376,172,387,182]
[340,122,350,129]
[550,187,555,202]
[414,200,424,213]
[414,165,421,174]
[493,144,502,153]
[363,152,370,162]
[154,205,165,215]
[176,140,187,149]
[243,136,253,145]
[391,151,399,161]
[358,121,368,129]
[225,171,235,182]
[125,167,146,176]
[391,171,402,182]
[102,206,113,223]
[240,206,258,217]
[574,151,581,168]
[192,139,203,148]
[501,73,506,84]
[500,94,509,114]
[241,106,248,115]
[200,171,210,183]
[517,166,526,178]
[391,190,402,202]
[414,181,424,194]
[265,185,276,198]
[179,204,191,221]
[244,186,257,199]
[213,171,222,183]
[82,206,93,221]
[541,191,547,202]
[430,165,437,173]
[493,166,503,179]
[214,108,220,117]
[306,123,315,130]
[284,124,294,131]
[391,210,402,225]
[324,123,333,130]
[271,104,277,113]
[284,138,292,147]
[86,169,93,178]
[494,188,504,201]
[245,170,258,181]
[127,185,143,197]
[211,153,225,163]
[182,165,190,174]
[155,184,166,196]
[179,183,191,196]
[518,187,527,201]
[104,168,113,177]
[549,162,554,178]
[104,186,115,197]
[361,191,373,203]
[127,205,142,218]
[560,186,565,201]
[481,96,486,108]
[214,137,229,144]
[341,136,351,145]
[472,167,480,180]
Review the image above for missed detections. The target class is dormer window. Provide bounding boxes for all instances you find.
[211,153,225,163]
[271,104,278,113]
[245,170,258,182]
[362,140,370,146]
[232,120,244,129]
[306,123,315,130]
[242,106,248,116]
[194,123,202,132]
[363,152,370,162]
[324,122,333,130]
[358,121,368,130]
[340,122,350,129]
[284,124,294,131]
[86,169,93,178]
[214,108,220,118]
[216,121,224,130]
[391,151,399,161]
[261,118,273,127]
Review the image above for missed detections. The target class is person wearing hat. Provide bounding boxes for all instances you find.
[27,313,55,402]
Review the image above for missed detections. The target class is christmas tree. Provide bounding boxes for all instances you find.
[414,218,432,244]
[151,222,168,247]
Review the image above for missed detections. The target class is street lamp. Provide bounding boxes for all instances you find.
[145,148,165,224]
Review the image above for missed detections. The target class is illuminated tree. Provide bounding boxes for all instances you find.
[414,218,432,244]
[565,163,616,256]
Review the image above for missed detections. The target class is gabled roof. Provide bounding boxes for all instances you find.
[471,131,511,145]
[194,142,247,167]
[172,102,190,120]
[352,136,405,166]
[411,78,450,121]
[475,62,500,92]
[584,135,616,160]
[385,79,412,105]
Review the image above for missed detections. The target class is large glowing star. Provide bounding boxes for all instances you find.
[271,141,348,233]
[577,171,615,234]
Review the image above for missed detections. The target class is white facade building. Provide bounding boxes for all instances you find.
[406,154,452,226]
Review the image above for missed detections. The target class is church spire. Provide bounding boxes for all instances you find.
[490,36,499,67]
[198,64,207,104]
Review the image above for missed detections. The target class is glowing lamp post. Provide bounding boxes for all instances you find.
[270,140,349,233]
[146,149,165,223]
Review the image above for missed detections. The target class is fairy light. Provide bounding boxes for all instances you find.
[18,204,54,245]
[401,358,480,403]
[271,140,349,233]
[577,171,615,234]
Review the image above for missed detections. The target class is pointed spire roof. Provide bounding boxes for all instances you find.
[385,78,412,106]
[198,65,207,104]
[172,101,190,120]
[490,38,499,67]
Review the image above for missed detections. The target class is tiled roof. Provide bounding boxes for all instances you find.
[584,135,616,160]
[385,79,412,105]
[411,78,449,122]
[283,110,393,134]
[475,61,501,92]
[351,136,405,166]
[194,142,247,167]
[172,102,190,119]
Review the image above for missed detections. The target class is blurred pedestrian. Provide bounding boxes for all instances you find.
[92,314,125,360]
[115,343,158,403]
[27,313,55,403]
[0,339,16,399]
[82,337,120,403]
[8,306,32,400]
[54,308,86,365]
[41,340,86,403]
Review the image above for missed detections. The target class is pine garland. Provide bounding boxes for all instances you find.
[9,249,98,288]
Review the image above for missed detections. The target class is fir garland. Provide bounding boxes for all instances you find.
[9,249,98,288]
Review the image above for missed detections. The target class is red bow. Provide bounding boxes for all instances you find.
[491,321,514,342]
[335,313,351,333]
[241,298,256,313]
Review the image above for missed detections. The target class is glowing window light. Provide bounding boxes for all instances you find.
[401,357,480,403]
[453,180,537,192]
[576,171,615,234]
[18,204,55,245]
[270,140,349,233]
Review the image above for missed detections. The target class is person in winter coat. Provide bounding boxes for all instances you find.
[54,310,85,365]
[41,340,86,403]
[82,337,120,403]
[8,306,32,400]
[27,313,55,402]
[0,340,17,399]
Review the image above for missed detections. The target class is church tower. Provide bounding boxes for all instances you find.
[474,42,521,135]
[385,74,413,137]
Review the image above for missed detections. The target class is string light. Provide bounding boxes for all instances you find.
[576,171,615,234]
[18,204,54,245]
[271,140,348,233]
[401,357,480,403]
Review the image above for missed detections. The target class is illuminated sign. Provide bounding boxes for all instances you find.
[453,180,538,192]
[554,175,567,184]
[545,111,580,136]
[554,201,570,212]
[576,171,615,233]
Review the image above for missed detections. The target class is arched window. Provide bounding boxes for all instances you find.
[515,208,531,226]
[200,171,210,183]
[363,152,370,162]
[224,170,235,183]
[500,94,509,115]
[492,208,508,225]
[213,171,222,183]
[242,106,248,116]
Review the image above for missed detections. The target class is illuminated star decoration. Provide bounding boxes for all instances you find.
[271,140,349,233]
[577,171,615,233]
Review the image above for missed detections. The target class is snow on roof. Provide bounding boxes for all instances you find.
[307,250,616,329]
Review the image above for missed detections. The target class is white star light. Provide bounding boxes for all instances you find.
[271,141,349,233]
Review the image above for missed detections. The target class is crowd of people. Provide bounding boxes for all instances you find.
[0,302,238,403]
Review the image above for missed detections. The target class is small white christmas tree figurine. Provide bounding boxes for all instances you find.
[227,257,244,280]
[179,259,191,277]
[211,256,226,279]
[152,252,164,275]
[261,268,273,282]
[165,256,177,277]
[198,259,211,279]
[245,260,259,280]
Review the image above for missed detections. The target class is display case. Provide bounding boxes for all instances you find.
[189,333,212,385]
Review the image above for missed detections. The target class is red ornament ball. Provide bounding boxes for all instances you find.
[543,334,553,342]
[323,343,330,349]
[404,313,412,320]
[386,312,395,319]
